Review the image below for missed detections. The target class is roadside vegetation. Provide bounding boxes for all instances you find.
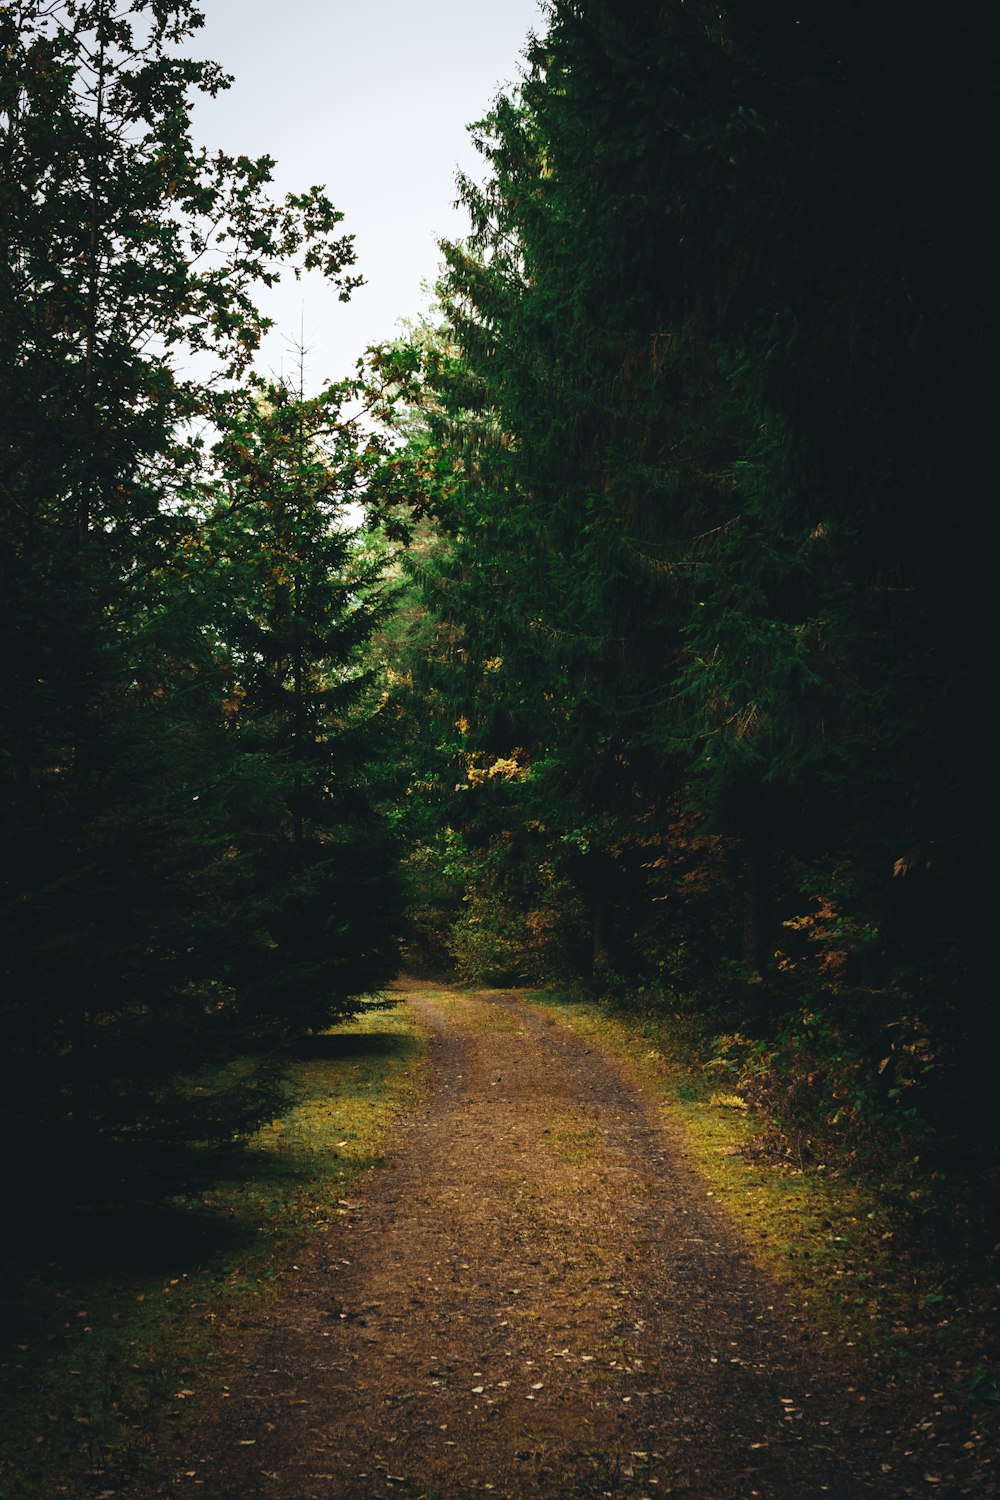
[0,1002,427,1500]
[522,987,1000,1478]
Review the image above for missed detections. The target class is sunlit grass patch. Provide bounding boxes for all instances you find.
[469,1004,525,1034]
[551,1124,599,1165]
[521,986,999,1419]
[0,998,428,1500]
[425,984,525,1033]
[204,1003,427,1238]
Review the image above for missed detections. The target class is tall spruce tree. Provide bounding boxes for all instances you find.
[195,374,402,1035]
[388,0,996,1134]
[391,1,740,983]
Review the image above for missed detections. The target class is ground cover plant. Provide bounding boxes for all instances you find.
[521,985,1000,1481]
[0,1002,427,1500]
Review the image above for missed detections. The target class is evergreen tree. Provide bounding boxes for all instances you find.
[0,0,382,1176]
[393,2,732,983]
[195,374,402,1034]
[387,0,997,1138]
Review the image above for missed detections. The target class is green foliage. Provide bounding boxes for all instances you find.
[379,0,997,1160]
[3,0,993,1196]
[194,373,403,1034]
[0,1,400,1175]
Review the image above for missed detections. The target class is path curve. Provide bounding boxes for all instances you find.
[141,985,921,1499]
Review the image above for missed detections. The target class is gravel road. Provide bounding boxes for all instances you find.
[140,985,928,1499]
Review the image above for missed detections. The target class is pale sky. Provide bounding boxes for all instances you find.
[188,0,545,388]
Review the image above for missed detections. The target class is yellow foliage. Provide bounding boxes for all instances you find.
[463,750,528,787]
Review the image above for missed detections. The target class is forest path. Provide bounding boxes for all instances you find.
[147,984,917,1500]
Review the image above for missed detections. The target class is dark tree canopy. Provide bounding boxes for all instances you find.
[375,0,996,1151]
[0,0,398,1184]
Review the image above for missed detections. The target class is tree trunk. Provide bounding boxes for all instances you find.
[69,1000,91,1141]
[593,891,611,977]
[742,819,771,1031]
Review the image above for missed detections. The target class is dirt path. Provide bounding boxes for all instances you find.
[142,986,924,1499]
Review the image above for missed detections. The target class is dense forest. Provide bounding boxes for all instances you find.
[3,0,995,1205]
[378,0,996,1174]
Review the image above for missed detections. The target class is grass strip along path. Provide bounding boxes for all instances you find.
[0,1003,427,1500]
[123,983,987,1500]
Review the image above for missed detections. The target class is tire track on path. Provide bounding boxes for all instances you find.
[142,984,922,1499]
